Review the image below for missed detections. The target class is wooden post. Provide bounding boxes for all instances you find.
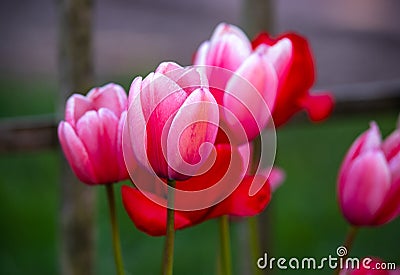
[240,1,275,274]
[58,0,96,274]
[241,0,274,37]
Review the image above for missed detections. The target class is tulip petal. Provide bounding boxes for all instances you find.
[155,61,182,75]
[58,121,97,184]
[87,83,127,117]
[211,23,251,46]
[117,111,129,180]
[252,32,275,49]
[76,110,112,183]
[141,72,188,178]
[98,108,122,181]
[373,170,400,225]
[206,174,271,218]
[388,152,400,183]
[339,151,391,225]
[121,185,192,236]
[175,67,209,95]
[253,32,335,127]
[299,91,335,122]
[159,64,209,95]
[207,23,252,72]
[279,33,315,97]
[382,128,400,162]
[224,52,277,143]
[174,144,245,210]
[126,78,149,175]
[339,122,382,185]
[128,76,142,108]
[65,94,92,127]
[167,87,219,180]
[193,41,210,65]
[255,38,292,81]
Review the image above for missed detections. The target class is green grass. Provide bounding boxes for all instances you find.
[0,78,399,274]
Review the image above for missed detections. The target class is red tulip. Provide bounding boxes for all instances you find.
[193,23,292,143]
[125,62,219,181]
[58,83,129,185]
[252,32,334,127]
[121,144,272,236]
[338,122,400,226]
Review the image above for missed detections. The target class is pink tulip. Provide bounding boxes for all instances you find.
[126,62,219,181]
[338,121,400,226]
[194,23,292,143]
[58,83,129,185]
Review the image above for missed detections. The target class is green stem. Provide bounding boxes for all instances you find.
[249,217,262,275]
[162,179,176,275]
[106,184,125,275]
[334,226,359,275]
[248,135,262,275]
[343,226,358,254]
[219,215,232,275]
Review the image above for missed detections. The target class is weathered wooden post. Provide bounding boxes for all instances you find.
[242,0,274,37]
[58,0,96,274]
[240,1,275,274]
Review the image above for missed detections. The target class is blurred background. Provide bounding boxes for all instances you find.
[0,0,399,274]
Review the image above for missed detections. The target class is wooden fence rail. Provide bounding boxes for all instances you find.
[1,82,399,154]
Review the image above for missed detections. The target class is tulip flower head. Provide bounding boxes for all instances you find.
[58,83,129,185]
[193,23,291,143]
[125,62,219,182]
[338,121,400,226]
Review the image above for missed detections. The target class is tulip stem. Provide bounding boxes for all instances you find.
[344,226,358,254]
[248,135,262,275]
[219,215,232,275]
[163,179,176,275]
[334,226,359,275]
[249,216,262,275]
[105,184,125,275]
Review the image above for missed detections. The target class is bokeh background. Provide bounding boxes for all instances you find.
[0,0,399,274]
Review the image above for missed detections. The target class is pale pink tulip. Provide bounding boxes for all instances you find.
[338,121,400,226]
[58,83,129,185]
[194,23,292,143]
[126,62,219,181]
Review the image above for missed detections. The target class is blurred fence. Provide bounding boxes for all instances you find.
[1,81,399,154]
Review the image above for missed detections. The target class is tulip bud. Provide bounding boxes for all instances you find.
[58,83,129,185]
[338,121,400,226]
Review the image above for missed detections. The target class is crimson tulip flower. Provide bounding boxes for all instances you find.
[252,32,334,127]
[58,83,129,185]
[122,144,276,236]
[338,121,400,226]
